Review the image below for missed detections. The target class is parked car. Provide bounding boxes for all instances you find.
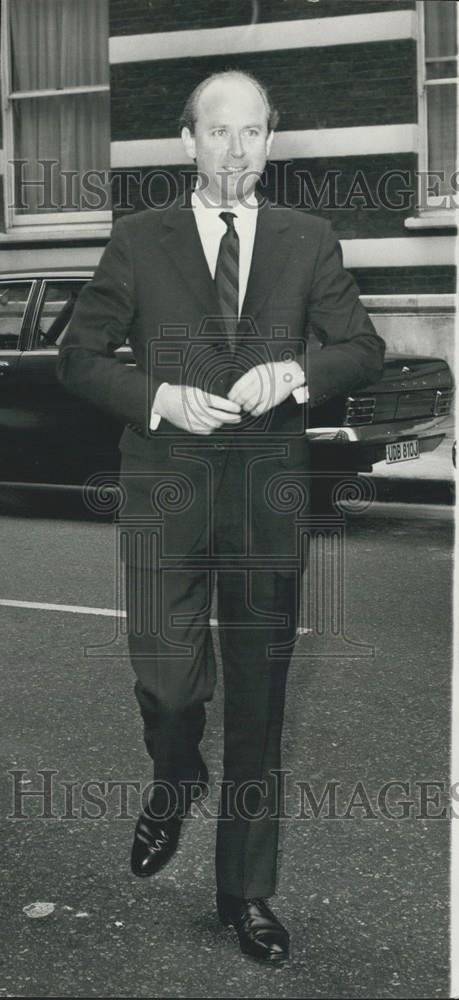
[0,270,454,508]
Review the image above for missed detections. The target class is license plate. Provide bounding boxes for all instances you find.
[386,439,420,464]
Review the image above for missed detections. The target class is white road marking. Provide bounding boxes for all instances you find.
[0,600,313,633]
[0,598,221,625]
[0,598,126,617]
[0,600,312,637]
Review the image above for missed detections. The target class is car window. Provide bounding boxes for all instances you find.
[35,281,87,349]
[0,282,34,349]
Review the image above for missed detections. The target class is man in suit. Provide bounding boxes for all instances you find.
[57,70,385,963]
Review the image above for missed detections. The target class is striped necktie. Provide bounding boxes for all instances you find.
[214,210,239,354]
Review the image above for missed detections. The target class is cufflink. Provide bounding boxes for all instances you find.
[281,359,306,390]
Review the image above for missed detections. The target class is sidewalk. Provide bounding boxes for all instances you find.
[363,415,456,505]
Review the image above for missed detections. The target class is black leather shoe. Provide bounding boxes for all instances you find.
[216,892,289,962]
[131,812,182,877]
[131,766,208,878]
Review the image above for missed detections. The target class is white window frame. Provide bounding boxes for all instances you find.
[0,0,112,235]
[414,0,458,223]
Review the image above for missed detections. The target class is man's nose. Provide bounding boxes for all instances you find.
[229,133,244,158]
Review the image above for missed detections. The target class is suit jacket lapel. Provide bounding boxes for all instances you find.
[158,196,293,324]
[159,200,221,314]
[241,200,292,320]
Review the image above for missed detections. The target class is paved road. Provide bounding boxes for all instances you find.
[0,501,453,998]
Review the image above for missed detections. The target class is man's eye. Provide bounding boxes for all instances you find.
[213,129,227,137]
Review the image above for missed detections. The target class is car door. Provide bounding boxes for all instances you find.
[15,277,132,485]
[0,278,39,481]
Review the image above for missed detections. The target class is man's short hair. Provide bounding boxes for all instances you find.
[179,70,280,134]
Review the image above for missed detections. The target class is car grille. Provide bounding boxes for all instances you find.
[433,388,454,416]
[344,386,453,427]
[344,397,376,426]
[396,388,453,419]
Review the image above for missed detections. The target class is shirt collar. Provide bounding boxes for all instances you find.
[191,185,258,219]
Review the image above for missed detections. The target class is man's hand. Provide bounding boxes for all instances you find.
[153,384,242,434]
[227,360,305,416]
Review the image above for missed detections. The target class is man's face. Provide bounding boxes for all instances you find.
[181,76,274,206]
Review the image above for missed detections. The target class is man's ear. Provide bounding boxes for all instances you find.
[181,126,196,161]
[266,130,274,156]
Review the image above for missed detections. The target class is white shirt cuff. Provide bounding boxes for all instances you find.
[149,382,169,431]
[292,384,309,404]
[150,410,162,431]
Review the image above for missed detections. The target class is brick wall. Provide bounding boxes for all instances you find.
[111,40,417,141]
[352,268,455,295]
[264,154,418,238]
[0,2,2,148]
[1,0,452,317]
[111,154,419,239]
[110,0,415,36]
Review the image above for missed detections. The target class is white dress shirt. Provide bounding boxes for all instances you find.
[150,190,307,430]
[191,187,258,315]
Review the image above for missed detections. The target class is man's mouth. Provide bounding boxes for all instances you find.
[223,165,247,174]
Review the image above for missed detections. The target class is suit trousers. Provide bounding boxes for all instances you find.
[122,439,303,898]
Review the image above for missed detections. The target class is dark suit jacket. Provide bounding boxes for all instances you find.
[57,198,384,544]
[57,197,384,433]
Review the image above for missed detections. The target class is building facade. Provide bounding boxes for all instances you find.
[0,0,456,365]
